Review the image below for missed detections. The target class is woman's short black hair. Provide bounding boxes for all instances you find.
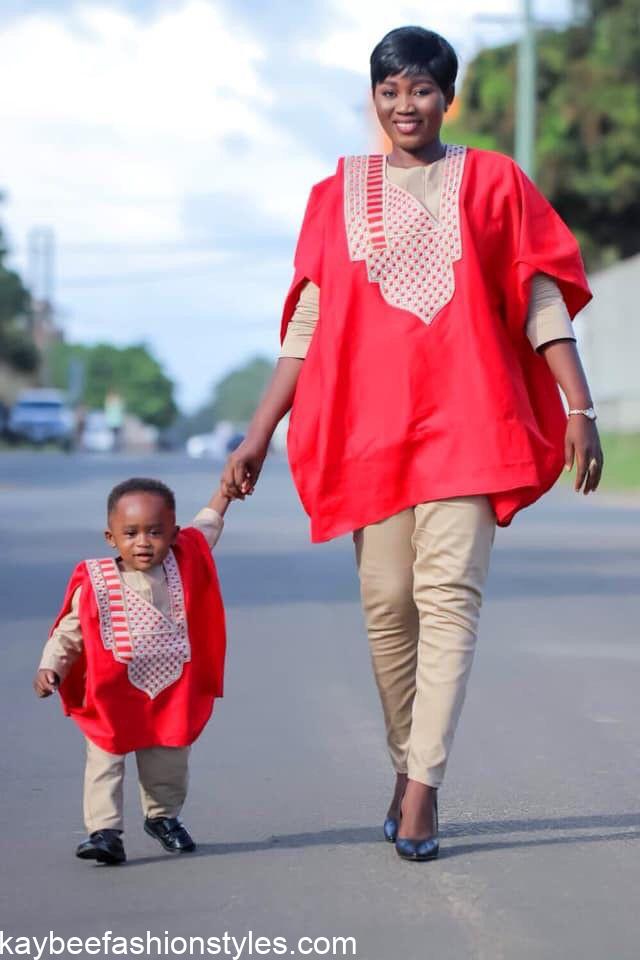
[370,26,458,92]
[107,477,176,516]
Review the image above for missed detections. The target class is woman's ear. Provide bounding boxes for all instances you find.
[444,85,455,112]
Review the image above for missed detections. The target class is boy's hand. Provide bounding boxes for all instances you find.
[33,669,59,698]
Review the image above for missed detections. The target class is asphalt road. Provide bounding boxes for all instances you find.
[1,451,639,960]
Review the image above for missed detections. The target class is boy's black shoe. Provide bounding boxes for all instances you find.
[144,817,196,853]
[76,829,126,865]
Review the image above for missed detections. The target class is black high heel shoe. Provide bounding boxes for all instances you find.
[395,791,439,862]
[383,817,398,843]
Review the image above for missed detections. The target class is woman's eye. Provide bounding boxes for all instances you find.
[382,90,395,98]
[415,88,432,96]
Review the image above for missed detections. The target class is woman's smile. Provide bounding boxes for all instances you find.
[394,118,422,135]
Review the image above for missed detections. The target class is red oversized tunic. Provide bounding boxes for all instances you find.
[281,148,591,542]
[51,527,226,754]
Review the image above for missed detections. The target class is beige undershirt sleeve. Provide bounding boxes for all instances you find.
[39,586,84,681]
[526,274,575,350]
[280,158,575,359]
[191,507,224,549]
[280,280,319,359]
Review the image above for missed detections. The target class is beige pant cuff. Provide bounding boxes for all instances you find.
[406,766,443,789]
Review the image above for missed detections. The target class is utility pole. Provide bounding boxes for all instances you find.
[27,227,59,382]
[515,0,537,179]
[28,226,55,304]
[475,1,577,183]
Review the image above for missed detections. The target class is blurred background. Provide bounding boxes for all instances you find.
[0,0,638,484]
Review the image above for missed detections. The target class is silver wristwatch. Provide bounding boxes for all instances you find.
[568,407,597,421]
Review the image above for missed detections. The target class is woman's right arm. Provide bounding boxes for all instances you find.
[221,356,304,499]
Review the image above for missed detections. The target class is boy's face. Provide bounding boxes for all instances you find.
[105,492,178,572]
[373,71,453,152]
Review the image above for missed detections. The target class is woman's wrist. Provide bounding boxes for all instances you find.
[244,421,274,450]
[566,396,594,411]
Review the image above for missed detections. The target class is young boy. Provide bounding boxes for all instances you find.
[34,477,229,865]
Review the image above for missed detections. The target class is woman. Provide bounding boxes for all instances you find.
[222,26,603,862]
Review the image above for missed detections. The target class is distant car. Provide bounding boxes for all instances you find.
[81,410,115,453]
[7,389,74,449]
[186,433,225,459]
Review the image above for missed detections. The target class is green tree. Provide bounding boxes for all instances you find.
[446,0,640,269]
[178,355,274,439]
[211,356,273,423]
[0,199,38,373]
[49,341,177,428]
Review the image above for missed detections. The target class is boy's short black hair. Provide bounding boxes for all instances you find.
[107,477,176,517]
[370,26,458,93]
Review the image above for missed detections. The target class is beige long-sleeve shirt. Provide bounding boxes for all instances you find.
[39,507,224,682]
[281,158,575,359]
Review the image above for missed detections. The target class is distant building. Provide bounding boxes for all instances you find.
[576,254,640,432]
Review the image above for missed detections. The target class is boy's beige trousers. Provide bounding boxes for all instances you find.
[83,739,190,833]
[354,496,495,788]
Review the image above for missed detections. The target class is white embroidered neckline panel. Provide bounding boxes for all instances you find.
[344,145,467,325]
[86,552,191,700]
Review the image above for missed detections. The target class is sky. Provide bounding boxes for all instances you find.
[1,0,572,412]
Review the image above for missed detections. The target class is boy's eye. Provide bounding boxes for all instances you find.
[381,89,395,97]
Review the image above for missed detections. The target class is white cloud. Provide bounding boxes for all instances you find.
[1,1,326,251]
[306,0,571,75]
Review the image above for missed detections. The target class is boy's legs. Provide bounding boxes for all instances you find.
[135,746,190,820]
[83,738,126,833]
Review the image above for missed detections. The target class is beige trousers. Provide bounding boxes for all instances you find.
[354,496,495,788]
[83,739,190,833]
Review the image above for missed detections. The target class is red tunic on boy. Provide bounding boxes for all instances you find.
[50,526,226,754]
[280,148,592,543]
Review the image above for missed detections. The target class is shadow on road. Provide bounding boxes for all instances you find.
[118,813,640,867]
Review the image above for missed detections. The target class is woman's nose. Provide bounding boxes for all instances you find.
[395,96,416,114]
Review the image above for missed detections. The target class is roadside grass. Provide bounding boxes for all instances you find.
[599,433,640,490]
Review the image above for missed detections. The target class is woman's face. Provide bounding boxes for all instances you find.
[373,71,453,152]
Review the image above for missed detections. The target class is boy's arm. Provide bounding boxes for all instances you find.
[190,490,230,550]
[34,586,84,697]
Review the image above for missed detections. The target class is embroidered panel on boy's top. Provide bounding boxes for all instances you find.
[86,553,191,700]
[343,145,467,325]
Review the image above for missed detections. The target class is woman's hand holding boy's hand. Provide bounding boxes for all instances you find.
[220,357,303,500]
[33,669,59,698]
[221,436,269,500]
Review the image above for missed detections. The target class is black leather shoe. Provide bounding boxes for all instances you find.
[383,817,398,843]
[76,829,126,865]
[144,817,196,853]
